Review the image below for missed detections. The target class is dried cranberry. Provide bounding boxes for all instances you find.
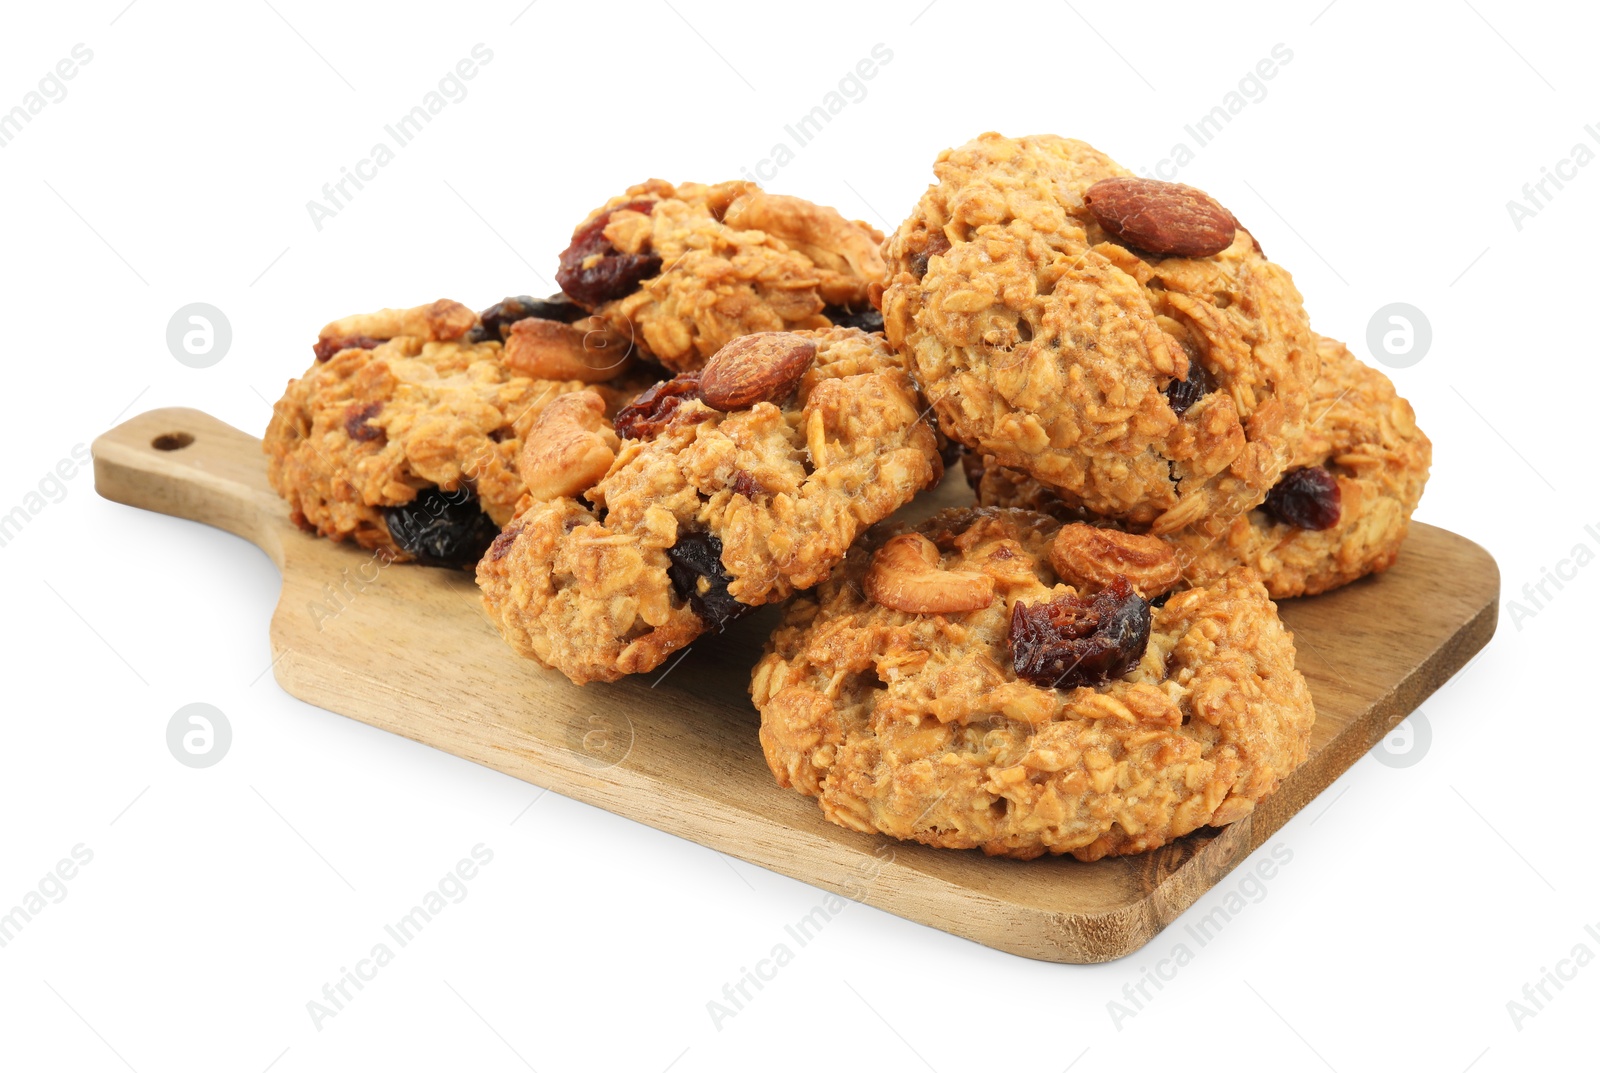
[471,294,588,342]
[343,401,384,442]
[313,335,386,363]
[1164,360,1213,416]
[487,523,523,562]
[822,304,884,334]
[614,373,703,440]
[730,471,764,498]
[665,531,748,630]
[909,231,952,279]
[555,200,662,309]
[1010,577,1151,689]
[1262,466,1342,530]
[382,486,501,569]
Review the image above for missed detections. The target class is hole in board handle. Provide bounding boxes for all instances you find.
[151,432,195,451]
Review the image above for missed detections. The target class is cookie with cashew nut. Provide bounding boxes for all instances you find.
[967,336,1432,597]
[477,327,942,685]
[555,179,887,372]
[264,297,647,566]
[878,132,1319,532]
[518,390,621,501]
[753,506,1316,861]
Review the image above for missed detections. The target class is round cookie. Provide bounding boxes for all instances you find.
[962,448,1087,523]
[477,327,942,684]
[968,336,1431,597]
[556,180,886,373]
[264,297,645,566]
[878,132,1319,533]
[1165,335,1431,596]
[753,507,1317,861]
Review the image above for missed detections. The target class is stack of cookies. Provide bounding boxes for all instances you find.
[263,133,1430,863]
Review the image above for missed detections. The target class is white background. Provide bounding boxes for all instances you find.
[1,1,1595,1070]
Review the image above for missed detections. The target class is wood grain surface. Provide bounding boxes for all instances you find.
[92,408,1500,963]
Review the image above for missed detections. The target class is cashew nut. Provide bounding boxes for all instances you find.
[518,390,619,500]
[865,533,995,615]
[1048,523,1181,597]
[504,316,636,383]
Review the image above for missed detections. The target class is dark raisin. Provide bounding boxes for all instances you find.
[960,447,986,491]
[1010,577,1152,689]
[343,401,384,442]
[555,200,663,309]
[474,293,588,343]
[1262,466,1342,530]
[614,373,703,440]
[487,524,523,563]
[730,471,763,498]
[1164,360,1213,416]
[382,487,501,569]
[822,303,884,334]
[313,335,386,363]
[665,531,749,630]
[909,230,952,279]
[939,436,965,473]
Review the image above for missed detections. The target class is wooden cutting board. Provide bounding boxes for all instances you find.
[92,407,1499,963]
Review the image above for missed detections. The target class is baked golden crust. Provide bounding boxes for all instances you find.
[1166,336,1431,596]
[752,507,1316,861]
[879,133,1318,531]
[477,327,942,685]
[263,300,640,560]
[565,180,885,372]
[969,337,1431,597]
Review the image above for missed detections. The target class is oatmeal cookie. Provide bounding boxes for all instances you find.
[879,133,1319,532]
[556,179,886,372]
[969,336,1432,597]
[1166,336,1431,595]
[962,448,1087,523]
[477,327,942,684]
[753,507,1316,861]
[264,297,643,566]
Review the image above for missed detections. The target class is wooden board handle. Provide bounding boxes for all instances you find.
[92,408,285,566]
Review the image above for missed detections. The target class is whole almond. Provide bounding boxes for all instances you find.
[700,332,816,411]
[1083,177,1237,259]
